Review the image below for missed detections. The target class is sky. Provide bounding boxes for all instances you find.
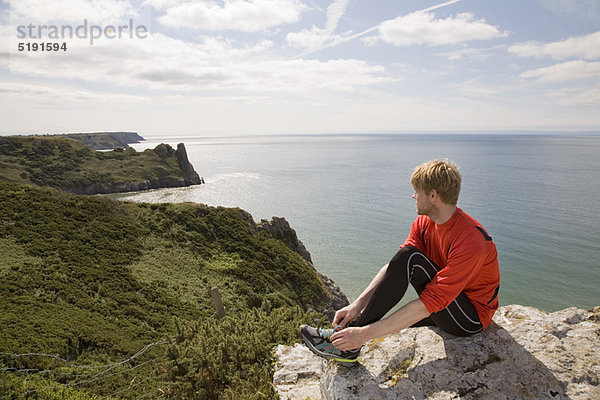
[0,0,599,137]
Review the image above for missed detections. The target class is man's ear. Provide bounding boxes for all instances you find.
[430,189,439,200]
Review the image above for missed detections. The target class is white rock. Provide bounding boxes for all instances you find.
[273,305,600,399]
[273,343,325,400]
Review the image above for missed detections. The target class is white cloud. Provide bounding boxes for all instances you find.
[508,31,600,61]
[241,58,391,92]
[548,86,600,106]
[0,22,11,52]
[360,35,379,47]
[286,0,350,49]
[141,0,184,10]
[434,45,502,61]
[375,11,505,47]
[154,0,306,32]
[0,81,149,102]
[325,0,350,34]
[445,78,499,98]
[287,26,328,49]
[520,60,600,82]
[1,31,390,93]
[9,0,136,23]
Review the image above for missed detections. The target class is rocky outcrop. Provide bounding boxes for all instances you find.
[257,217,349,320]
[154,143,202,186]
[316,272,349,320]
[175,143,202,185]
[274,305,600,400]
[257,217,313,264]
[153,143,176,158]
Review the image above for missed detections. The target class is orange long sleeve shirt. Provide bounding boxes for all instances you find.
[403,207,500,329]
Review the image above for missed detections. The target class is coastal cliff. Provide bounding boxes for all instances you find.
[0,135,203,195]
[257,216,349,320]
[274,304,600,399]
[155,142,202,186]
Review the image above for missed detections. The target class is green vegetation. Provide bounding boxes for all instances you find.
[0,181,328,399]
[0,135,186,193]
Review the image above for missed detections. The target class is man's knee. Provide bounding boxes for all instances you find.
[389,246,420,266]
[384,246,421,281]
[403,250,439,292]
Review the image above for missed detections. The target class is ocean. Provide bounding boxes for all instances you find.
[115,133,600,312]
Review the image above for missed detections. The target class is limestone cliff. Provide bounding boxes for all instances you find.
[175,143,202,185]
[257,217,313,264]
[153,142,202,185]
[257,216,349,320]
[274,304,600,400]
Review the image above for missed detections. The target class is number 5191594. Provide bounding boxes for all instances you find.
[18,42,67,52]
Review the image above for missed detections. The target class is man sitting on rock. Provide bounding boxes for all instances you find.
[301,159,501,365]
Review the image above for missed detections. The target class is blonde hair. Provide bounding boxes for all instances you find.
[411,159,461,205]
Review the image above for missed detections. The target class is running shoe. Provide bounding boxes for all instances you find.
[300,324,360,365]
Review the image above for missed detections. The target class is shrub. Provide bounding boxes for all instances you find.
[0,182,330,399]
[159,305,323,399]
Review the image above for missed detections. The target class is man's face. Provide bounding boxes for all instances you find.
[413,188,434,216]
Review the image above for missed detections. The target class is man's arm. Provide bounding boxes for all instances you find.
[331,299,430,351]
[333,262,389,327]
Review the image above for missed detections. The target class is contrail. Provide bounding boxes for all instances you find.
[421,0,464,13]
[295,0,464,58]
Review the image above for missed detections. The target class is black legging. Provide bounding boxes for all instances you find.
[354,246,483,337]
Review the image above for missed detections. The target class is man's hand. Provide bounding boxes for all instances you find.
[330,327,368,351]
[334,299,430,351]
[333,303,362,328]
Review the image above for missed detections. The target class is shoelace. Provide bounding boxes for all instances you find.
[318,325,342,340]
